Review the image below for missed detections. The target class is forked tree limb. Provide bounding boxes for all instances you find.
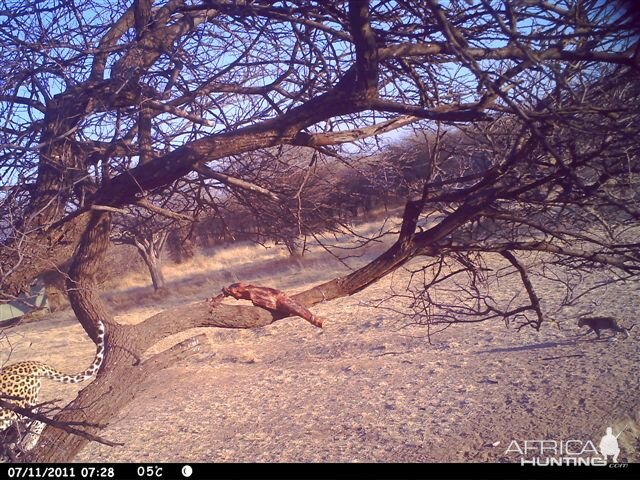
[29,188,454,461]
[9,0,639,464]
[500,250,544,329]
[0,398,120,448]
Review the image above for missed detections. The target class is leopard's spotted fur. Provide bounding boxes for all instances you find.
[0,320,105,452]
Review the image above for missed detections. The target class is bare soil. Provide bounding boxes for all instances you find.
[2,242,639,463]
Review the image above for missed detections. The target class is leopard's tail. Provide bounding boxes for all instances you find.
[44,320,105,384]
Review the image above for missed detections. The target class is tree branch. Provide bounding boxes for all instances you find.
[194,165,281,202]
[379,42,638,66]
[500,250,544,329]
[292,116,420,146]
[135,198,193,222]
[0,398,120,448]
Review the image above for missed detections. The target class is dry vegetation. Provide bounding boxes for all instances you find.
[1,0,639,463]
[3,216,638,463]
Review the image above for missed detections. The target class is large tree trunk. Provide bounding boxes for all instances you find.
[26,196,489,462]
[2,0,636,464]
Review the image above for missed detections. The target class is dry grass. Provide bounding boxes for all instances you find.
[103,213,401,293]
[110,242,292,291]
[96,215,400,329]
[2,211,638,462]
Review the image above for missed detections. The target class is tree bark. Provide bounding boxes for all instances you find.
[134,232,168,292]
[27,193,483,462]
[143,254,166,292]
[9,0,638,463]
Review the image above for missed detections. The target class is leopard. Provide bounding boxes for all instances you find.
[0,319,105,456]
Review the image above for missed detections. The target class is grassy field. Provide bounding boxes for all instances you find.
[2,214,639,462]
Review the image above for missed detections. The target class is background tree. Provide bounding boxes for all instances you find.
[0,0,638,461]
[110,190,195,292]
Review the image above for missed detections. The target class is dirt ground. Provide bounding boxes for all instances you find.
[1,237,639,463]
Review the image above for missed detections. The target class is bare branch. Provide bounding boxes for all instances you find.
[500,250,544,329]
[195,164,281,202]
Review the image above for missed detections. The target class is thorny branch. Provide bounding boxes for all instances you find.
[0,0,638,461]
